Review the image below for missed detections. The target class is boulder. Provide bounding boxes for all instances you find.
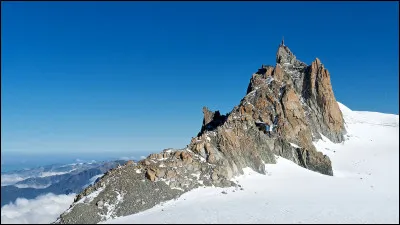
[146,169,156,182]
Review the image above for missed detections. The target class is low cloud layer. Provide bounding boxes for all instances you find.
[1,193,75,224]
[119,156,136,161]
[13,183,51,189]
[1,174,28,186]
[39,170,75,178]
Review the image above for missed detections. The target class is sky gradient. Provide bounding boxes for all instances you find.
[1,2,399,160]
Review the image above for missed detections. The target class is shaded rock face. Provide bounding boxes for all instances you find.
[302,58,346,142]
[54,42,344,224]
[198,107,227,135]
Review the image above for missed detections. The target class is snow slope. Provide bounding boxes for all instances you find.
[104,103,399,224]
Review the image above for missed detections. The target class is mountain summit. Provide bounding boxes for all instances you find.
[54,42,346,224]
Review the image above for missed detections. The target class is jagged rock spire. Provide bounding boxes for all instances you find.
[276,42,296,64]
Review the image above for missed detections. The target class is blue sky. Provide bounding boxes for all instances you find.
[1,2,398,159]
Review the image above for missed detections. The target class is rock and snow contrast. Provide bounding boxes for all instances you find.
[103,103,399,224]
[53,42,399,224]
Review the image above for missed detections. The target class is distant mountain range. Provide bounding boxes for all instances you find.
[1,160,127,207]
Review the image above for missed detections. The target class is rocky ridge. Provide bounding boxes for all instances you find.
[54,41,346,224]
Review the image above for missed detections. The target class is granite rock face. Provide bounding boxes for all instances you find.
[54,41,345,224]
[303,58,346,142]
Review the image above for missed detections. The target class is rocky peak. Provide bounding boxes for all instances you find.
[276,44,296,65]
[54,41,346,224]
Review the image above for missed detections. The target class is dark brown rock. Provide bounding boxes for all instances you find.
[146,169,156,181]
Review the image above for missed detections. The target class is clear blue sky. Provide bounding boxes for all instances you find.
[1,2,398,158]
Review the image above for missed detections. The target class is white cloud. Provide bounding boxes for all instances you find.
[1,174,28,186]
[140,156,146,160]
[39,169,76,178]
[1,193,75,224]
[13,184,51,189]
[1,169,77,186]
[119,156,136,161]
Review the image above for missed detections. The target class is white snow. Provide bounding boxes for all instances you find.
[76,187,105,205]
[171,187,184,192]
[289,142,300,148]
[190,173,201,180]
[247,90,256,96]
[199,157,206,163]
[103,102,399,224]
[300,97,306,106]
[100,191,125,221]
[82,174,104,189]
[266,76,274,85]
[159,178,170,186]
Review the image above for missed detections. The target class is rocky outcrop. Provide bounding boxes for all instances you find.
[55,148,232,224]
[302,58,346,142]
[54,41,345,224]
[198,107,227,135]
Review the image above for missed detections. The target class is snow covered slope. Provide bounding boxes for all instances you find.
[103,103,399,224]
